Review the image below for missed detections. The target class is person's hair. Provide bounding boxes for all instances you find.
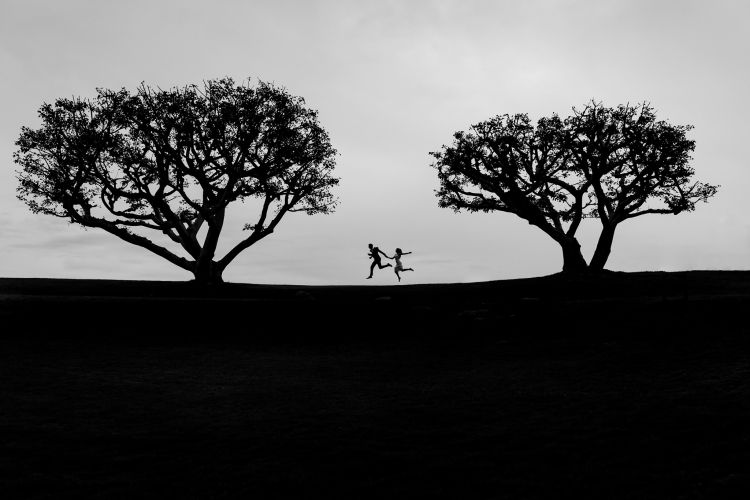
[368,243,373,247]
[396,248,402,254]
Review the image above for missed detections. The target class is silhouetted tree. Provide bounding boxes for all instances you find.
[15,78,338,284]
[431,102,717,272]
[564,102,717,270]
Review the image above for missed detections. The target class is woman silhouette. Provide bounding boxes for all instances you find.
[393,248,414,282]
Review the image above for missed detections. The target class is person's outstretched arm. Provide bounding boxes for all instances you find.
[378,249,392,259]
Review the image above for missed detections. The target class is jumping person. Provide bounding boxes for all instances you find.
[393,248,414,282]
[366,243,392,279]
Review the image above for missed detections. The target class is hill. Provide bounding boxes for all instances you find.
[1,271,750,497]
[3,270,750,341]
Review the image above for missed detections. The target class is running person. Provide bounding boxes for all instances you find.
[392,248,414,282]
[366,243,392,279]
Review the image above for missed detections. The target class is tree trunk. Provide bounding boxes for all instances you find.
[193,260,224,285]
[560,237,588,273]
[589,224,617,271]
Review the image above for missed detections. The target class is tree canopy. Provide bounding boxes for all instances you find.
[15,78,338,283]
[431,102,718,272]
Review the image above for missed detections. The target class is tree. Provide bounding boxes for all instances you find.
[564,102,718,270]
[431,102,718,273]
[15,78,338,284]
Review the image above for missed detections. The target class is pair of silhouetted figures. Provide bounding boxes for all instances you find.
[367,243,414,282]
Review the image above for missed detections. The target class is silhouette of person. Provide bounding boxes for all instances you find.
[393,248,414,282]
[366,243,392,279]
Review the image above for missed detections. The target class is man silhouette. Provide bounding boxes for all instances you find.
[366,243,392,279]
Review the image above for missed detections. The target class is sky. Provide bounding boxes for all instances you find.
[1,0,748,285]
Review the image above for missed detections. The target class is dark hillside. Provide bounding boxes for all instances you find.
[2,272,750,498]
[3,270,750,341]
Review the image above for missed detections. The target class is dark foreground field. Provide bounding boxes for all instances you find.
[2,271,750,498]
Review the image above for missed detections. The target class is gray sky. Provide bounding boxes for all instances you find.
[1,0,748,284]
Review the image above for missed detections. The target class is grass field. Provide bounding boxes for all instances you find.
[2,271,750,498]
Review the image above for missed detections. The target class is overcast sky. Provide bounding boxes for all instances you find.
[1,0,748,285]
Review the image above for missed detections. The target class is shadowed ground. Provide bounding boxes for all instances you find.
[1,271,750,498]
